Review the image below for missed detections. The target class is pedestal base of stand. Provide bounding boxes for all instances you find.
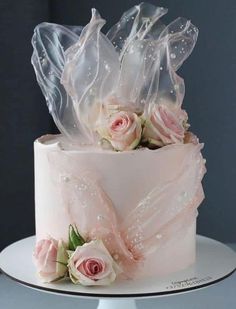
[97,298,137,309]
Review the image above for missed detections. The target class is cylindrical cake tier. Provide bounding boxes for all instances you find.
[34,134,205,278]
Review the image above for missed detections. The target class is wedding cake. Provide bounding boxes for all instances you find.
[32,3,206,286]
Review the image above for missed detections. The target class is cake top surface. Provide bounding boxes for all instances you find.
[32,2,199,151]
[36,133,202,155]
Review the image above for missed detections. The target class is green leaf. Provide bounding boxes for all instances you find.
[68,225,85,250]
[56,261,67,267]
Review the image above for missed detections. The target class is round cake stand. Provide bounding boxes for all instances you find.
[0,236,235,309]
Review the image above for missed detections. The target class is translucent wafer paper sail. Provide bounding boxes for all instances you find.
[31,23,85,142]
[31,3,198,145]
[61,9,120,143]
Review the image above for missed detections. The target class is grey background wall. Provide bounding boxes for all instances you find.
[0,0,235,251]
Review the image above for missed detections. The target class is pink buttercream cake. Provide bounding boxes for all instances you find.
[34,134,205,279]
[32,3,206,285]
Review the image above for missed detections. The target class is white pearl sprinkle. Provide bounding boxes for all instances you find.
[77,183,88,191]
[113,254,119,260]
[61,176,70,183]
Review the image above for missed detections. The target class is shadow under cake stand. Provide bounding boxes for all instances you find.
[0,236,235,309]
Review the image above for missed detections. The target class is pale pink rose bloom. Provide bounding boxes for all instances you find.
[98,111,142,151]
[68,240,120,286]
[33,238,68,283]
[104,95,143,115]
[143,102,188,146]
[184,131,199,145]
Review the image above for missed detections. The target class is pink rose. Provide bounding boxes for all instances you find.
[33,237,68,283]
[143,102,188,146]
[98,111,142,151]
[184,131,199,145]
[103,96,143,115]
[68,240,120,286]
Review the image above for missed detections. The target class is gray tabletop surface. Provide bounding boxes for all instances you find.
[0,244,235,309]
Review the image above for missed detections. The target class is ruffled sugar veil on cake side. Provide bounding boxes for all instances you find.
[45,141,205,278]
[32,2,206,286]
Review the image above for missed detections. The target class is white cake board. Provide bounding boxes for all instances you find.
[0,236,235,309]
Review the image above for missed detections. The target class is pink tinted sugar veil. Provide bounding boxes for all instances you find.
[31,2,198,145]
